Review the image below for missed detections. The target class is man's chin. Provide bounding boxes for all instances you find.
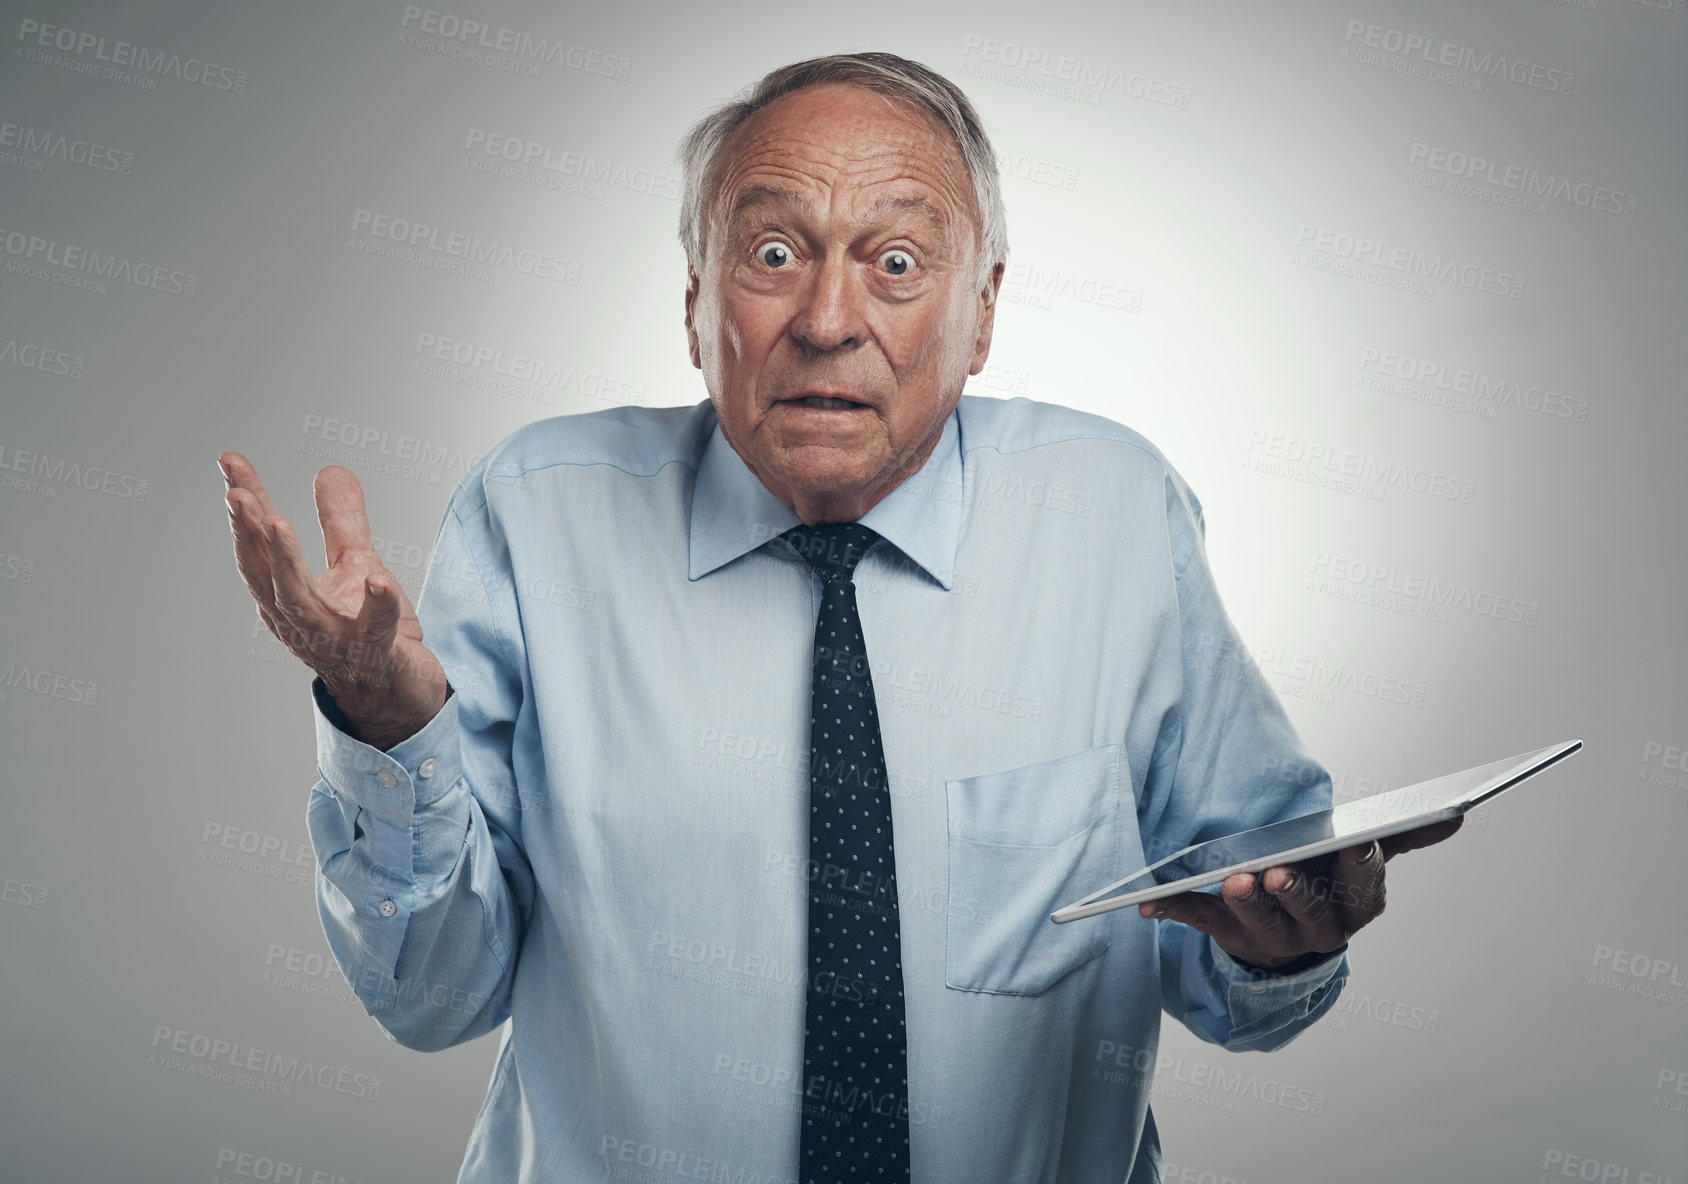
[762,454,891,517]
[777,465,879,501]
[762,426,885,475]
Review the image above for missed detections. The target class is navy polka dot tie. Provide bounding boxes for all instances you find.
[782,521,911,1183]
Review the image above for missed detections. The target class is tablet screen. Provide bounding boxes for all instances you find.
[1099,809,1346,900]
[1052,740,1581,923]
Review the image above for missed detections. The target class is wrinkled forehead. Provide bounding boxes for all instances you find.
[705,84,977,254]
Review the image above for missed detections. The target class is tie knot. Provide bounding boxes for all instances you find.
[781,521,880,582]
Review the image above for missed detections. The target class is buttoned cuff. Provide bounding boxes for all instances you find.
[310,677,464,827]
[308,678,465,1005]
[1213,937,1348,1034]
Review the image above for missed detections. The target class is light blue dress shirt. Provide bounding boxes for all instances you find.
[306,394,1348,1183]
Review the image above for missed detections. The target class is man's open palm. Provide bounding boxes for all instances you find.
[220,451,448,749]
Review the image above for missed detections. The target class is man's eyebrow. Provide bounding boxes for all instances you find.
[725,184,955,248]
[727,183,810,226]
[863,194,951,244]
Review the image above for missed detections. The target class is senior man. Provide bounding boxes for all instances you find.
[221,52,1456,1183]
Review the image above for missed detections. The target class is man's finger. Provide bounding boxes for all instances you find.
[253,598,282,639]
[1378,816,1463,860]
[1140,889,1237,944]
[355,571,403,652]
[1218,872,1295,946]
[1266,864,1339,933]
[1331,840,1387,931]
[262,514,329,642]
[219,451,279,521]
[227,488,279,615]
[316,466,377,570]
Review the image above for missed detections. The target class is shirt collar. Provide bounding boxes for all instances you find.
[688,399,965,590]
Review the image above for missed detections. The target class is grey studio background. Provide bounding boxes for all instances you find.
[1,0,1683,1180]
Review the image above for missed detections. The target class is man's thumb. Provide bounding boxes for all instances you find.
[355,573,402,648]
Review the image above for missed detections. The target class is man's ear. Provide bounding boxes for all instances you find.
[684,264,702,370]
[968,260,1006,377]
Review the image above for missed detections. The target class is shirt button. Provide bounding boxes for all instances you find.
[376,770,398,788]
[418,758,437,779]
[378,899,397,917]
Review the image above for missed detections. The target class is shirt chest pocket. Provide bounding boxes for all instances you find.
[944,744,1126,996]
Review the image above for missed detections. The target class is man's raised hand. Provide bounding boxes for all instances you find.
[220,451,448,750]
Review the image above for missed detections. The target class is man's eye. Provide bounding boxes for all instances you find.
[878,249,915,277]
[756,242,793,268]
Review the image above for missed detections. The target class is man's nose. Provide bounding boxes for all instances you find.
[790,255,865,353]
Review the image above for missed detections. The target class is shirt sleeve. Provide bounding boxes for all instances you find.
[304,461,534,1053]
[1138,465,1350,1052]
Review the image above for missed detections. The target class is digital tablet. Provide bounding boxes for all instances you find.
[1050,738,1582,924]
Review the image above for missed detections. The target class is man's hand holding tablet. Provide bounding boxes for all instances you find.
[1054,740,1582,972]
[1140,817,1464,972]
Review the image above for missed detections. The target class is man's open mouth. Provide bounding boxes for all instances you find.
[786,395,866,409]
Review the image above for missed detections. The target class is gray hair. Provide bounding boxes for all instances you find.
[676,52,1008,289]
